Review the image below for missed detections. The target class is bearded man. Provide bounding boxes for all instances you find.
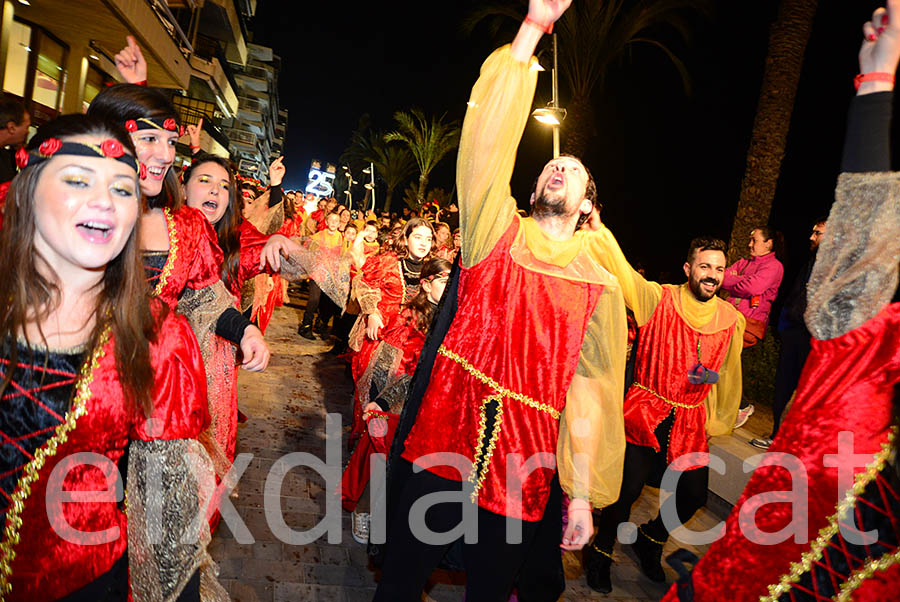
[581,234,745,594]
[373,1,629,600]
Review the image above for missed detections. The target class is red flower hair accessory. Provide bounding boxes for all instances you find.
[14,147,29,169]
[100,139,125,158]
[163,118,177,131]
[125,120,138,133]
[38,138,63,157]
[179,125,186,137]
[139,163,147,180]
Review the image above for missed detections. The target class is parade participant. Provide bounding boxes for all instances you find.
[343,223,358,247]
[721,225,784,428]
[349,217,435,350]
[0,114,224,601]
[360,220,381,257]
[374,2,628,599]
[338,206,352,232]
[0,98,29,185]
[581,233,744,593]
[342,257,452,543]
[181,153,298,459]
[86,84,270,475]
[662,5,900,599]
[298,210,346,340]
[433,221,455,261]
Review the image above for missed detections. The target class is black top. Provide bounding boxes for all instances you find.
[0,147,17,185]
[842,91,893,173]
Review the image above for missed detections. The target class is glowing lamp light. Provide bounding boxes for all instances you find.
[532,106,566,126]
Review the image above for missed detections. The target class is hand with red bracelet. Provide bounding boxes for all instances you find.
[114,35,148,85]
[858,1,900,95]
[525,0,571,33]
[186,117,203,154]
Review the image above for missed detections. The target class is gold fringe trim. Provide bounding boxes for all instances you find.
[761,427,897,602]
[0,325,111,598]
[468,395,504,502]
[152,207,178,298]
[437,345,560,419]
[632,382,705,410]
[591,542,613,560]
[638,526,666,546]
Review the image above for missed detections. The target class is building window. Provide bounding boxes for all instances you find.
[2,19,68,124]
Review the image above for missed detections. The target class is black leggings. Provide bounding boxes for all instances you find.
[593,417,709,551]
[302,281,337,327]
[374,461,565,602]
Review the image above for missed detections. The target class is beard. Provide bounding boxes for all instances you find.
[689,275,721,302]
[532,188,568,219]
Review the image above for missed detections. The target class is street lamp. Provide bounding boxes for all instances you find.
[362,162,375,213]
[531,33,566,158]
[342,166,357,210]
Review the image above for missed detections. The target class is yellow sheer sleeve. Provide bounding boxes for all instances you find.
[703,313,745,437]
[586,225,662,324]
[458,45,538,267]
[557,283,627,509]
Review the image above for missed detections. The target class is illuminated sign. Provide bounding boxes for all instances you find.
[305,158,336,197]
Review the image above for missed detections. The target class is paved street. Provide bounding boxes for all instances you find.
[209,300,720,601]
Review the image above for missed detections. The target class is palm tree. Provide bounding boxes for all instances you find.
[463,0,708,157]
[726,0,818,263]
[372,142,417,213]
[384,108,461,204]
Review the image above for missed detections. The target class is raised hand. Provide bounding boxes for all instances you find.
[527,0,573,29]
[269,156,285,187]
[859,1,900,94]
[114,36,148,84]
[186,117,203,152]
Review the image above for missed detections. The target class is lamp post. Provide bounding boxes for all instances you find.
[531,33,566,158]
[342,166,357,210]
[362,162,375,213]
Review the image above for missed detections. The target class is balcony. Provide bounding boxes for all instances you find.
[233,65,269,93]
[189,55,238,117]
[14,0,194,89]
[198,0,248,66]
[248,44,273,62]
[227,127,256,152]
[237,96,263,124]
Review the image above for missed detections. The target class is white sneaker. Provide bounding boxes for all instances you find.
[749,437,773,450]
[734,404,754,429]
[351,511,369,544]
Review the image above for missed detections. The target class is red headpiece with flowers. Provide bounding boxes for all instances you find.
[15,138,139,173]
[123,116,185,137]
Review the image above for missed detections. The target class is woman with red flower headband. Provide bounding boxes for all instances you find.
[0,114,225,600]
[87,83,272,487]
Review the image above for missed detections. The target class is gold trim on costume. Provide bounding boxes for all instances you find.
[0,325,111,598]
[152,208,178,298]
[437,345,560,419]
[761,428,897,602]
[468,395,504,502]
[631,382,705,410]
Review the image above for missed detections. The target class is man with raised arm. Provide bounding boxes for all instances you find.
[373,1,628,600]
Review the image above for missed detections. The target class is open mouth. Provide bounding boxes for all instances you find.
[547,173,565,190]
[202,200,219,213]
[76,220,114,242]
[146,165,166,180]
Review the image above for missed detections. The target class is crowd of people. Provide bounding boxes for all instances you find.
[0,0,898,601]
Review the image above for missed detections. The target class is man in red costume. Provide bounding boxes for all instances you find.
[582,234,745,594]
[373,2,629,600]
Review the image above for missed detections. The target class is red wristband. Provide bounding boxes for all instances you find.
[854,72,895,90]
[524,15,553,35]
[190,144,200,149]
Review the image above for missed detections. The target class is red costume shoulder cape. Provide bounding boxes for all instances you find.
[361,252,405,325]
[625,286,737,467]
[663,303,900,602]
[2,308,209,600]
[402,217,604,521]
[151,205,225,308]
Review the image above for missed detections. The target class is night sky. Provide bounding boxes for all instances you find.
[251,0,893,288]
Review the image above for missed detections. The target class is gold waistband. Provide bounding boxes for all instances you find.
[438,345,560,419]
[632,382,705,409]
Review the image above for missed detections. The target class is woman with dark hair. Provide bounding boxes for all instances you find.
[181,153,298,460]
[342,257,452,544]
[662,5,900,599]
[0,114,223,600]
[349,217,435,350]
[86,83,269,474]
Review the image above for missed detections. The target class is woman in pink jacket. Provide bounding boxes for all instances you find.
[721,226,784,427]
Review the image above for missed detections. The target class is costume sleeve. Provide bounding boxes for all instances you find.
[587,225,663,326]
[805,176,900,340]
[354,255,388,315]
[557,284,627,509]
[458,45,537,267]
[236,221,271,291]
[184,208,226,291]
[721,259,784,297]
[703,314,746,437]
[267,184,282,208]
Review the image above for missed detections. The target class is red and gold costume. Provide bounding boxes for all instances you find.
[663,171,900,602]
[0,309,221,600]
[399,45,628,520]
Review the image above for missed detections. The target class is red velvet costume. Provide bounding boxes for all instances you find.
[360,253,405,324]
[0,310,209,600]
[342,307,427,510]
[662,304,900,602]
[402,217,604,521]
[230,219,271,299]
[626,286,735,467]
